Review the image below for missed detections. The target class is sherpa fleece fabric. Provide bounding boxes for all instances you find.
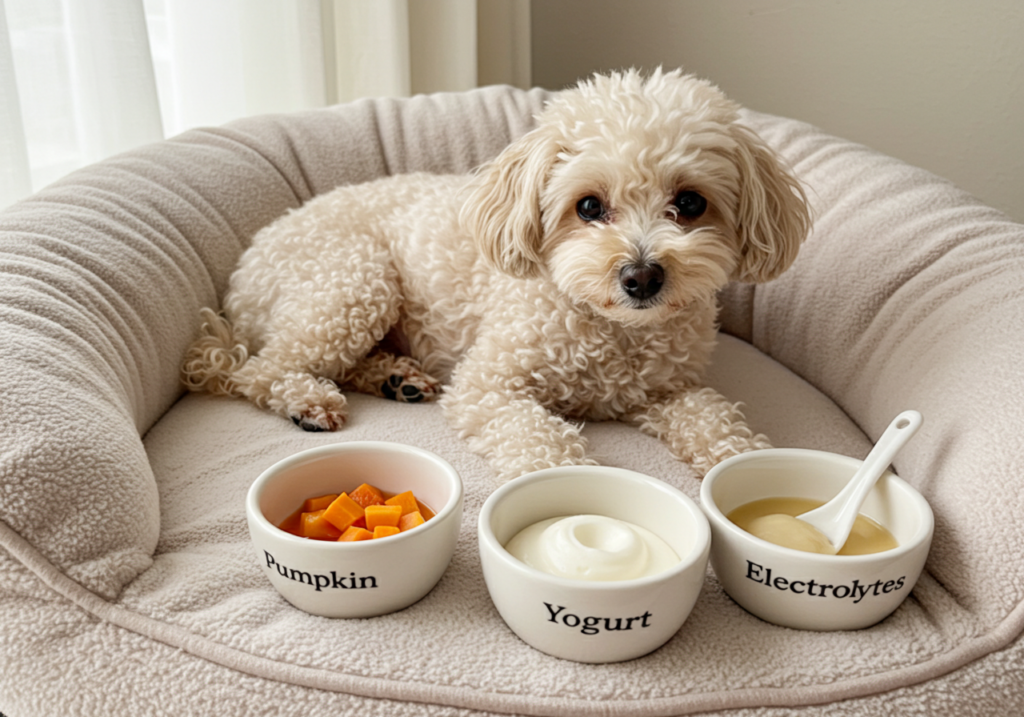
[2,84,1024,716]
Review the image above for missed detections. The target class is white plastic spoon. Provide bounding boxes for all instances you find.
[796,410,923,554]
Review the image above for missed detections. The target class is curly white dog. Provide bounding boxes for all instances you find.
[182,68,810,481]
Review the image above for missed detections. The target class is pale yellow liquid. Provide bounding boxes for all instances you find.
[727,497,898,556]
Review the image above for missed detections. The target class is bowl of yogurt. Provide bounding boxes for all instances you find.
[477,465,711,663]
[700,448,933,631]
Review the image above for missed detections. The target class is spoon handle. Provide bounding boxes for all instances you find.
[801,410,923,549]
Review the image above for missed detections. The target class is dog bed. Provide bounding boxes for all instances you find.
[2,84,1023,716]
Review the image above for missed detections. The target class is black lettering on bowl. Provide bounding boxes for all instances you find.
[264,550,378,592]
[543,602,653,636]
[744,560,906,603]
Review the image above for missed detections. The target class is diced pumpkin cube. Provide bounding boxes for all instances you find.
[277,509,303,536]
[322,493,365,531]
[338,526,374,542]
[415,499,435,520]
[384,490,419,517]
[300,510,343,540]
[302,493,339,513]
[349,483,386,509]
[365,504,402,530]
[398,511,425,532]
[372,525,401,539]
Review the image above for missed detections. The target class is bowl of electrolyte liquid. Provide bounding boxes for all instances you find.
[700,448,933,630]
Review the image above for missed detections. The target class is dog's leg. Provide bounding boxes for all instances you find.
[341,353,441,403]
[441,355,595,481]
[223,239,403,431]
[229,356,349,431]
[630,387,771,477]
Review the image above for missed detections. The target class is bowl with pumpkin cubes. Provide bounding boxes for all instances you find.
[246,441,463,617]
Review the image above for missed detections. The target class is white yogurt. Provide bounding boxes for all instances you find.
[504,514,679,582]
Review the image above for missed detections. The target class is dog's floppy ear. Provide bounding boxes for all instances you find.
[460,128,559,279]
[729,125,811,283]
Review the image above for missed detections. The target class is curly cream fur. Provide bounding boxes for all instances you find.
[182,68,809,480]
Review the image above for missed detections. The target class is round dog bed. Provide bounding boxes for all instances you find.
[2,85,1023,716]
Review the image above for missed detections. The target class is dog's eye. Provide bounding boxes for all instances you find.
[576,196,606,222]
[673,191,707,219]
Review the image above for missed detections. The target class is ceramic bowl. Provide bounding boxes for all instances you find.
[478,466,711,663]
[700,448,933,630]
[246,441,463,618]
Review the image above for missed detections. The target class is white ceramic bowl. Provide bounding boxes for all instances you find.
[246,441,463,618]
[478,466,711,663]
[700,448,933,631]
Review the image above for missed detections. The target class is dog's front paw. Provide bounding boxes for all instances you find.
[290,404,346,432]
[344,354,441,403]
[380,370,440,403]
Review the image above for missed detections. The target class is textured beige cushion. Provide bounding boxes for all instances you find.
[2,85,1023,716]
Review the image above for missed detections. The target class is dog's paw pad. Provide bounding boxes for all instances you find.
[380,372,438,403]
[290,409,345,432]
[401,384,424,401]
[292,415,326,432]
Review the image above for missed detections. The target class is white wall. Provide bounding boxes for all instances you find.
[530,0,1024,223]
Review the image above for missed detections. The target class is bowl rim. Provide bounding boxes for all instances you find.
[246,440,463,550]
[478,465,711,591]
[699,447,934,565]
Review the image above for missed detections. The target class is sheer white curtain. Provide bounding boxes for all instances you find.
[144,0,329,137]
[2,0,162,207]
[0,0,530,209]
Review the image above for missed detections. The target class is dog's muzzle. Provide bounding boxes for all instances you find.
[619,262,664,303]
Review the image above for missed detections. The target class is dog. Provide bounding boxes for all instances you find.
[181,68,810,481]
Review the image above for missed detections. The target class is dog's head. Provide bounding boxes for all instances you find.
[461,68,810,326]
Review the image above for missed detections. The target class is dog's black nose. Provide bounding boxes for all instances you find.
[619,263,664,301]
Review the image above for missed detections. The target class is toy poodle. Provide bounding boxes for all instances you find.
[181,68,810,481]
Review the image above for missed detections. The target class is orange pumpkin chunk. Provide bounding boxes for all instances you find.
[302,493,339,513]
[373,525,401,539]
[349,483,386,509]
[277,482,435,540]
[415,499,435,520]
[365,504,402,530]
[278,509,302,536]
[398,511,425,532]
[384,490,420,517]
[338,526,374,542]
[322,493,365,532]
[300,510,342,540]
